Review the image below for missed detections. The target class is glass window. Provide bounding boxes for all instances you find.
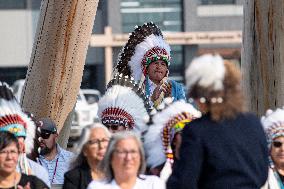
[200,0,235,5]
[120,0,184,78]
[121,0,183,33]
[0,0,26,9]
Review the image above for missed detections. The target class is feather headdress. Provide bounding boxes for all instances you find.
[115,22,171,83]
[144,99,201,169]
[0,82,35,154]
[261,108,284,146]
[186,54,225,91]
[98,74,151,133]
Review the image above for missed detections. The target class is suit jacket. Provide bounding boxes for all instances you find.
[63,163,92,189]
[167,113,269,189]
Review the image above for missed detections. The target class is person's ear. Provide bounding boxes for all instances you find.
[54,133,59,141]
[82,146,87,157]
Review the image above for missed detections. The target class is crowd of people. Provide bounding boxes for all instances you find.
[0,22,282,189]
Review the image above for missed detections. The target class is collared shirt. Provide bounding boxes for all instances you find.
[38,144,75,184]
[28,158,50,187]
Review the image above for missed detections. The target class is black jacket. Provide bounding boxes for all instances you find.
[63,163,92,189]
[167,113,269,189]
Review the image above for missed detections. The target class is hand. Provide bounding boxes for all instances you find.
[151,85,163,101]
[151,82,172,101]
[18,182,31,189]
[161,82,172,97]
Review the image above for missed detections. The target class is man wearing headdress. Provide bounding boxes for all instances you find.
[115,22,185,108]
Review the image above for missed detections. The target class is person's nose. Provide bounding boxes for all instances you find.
[125,151,137,160]
[98,141,105,149]
[125,152,132,160]
[155,63,161,69]
[6,152,14,159]
[280,144,284,151]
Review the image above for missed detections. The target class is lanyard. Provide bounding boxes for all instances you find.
[39,157,59,184]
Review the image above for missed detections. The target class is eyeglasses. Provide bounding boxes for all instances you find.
[273,141,284,148]
[87,138,109,147]
[114,149,139,158]
[0,150,19,157]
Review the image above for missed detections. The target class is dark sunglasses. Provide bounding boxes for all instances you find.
[106,125,127,131]
[40,130,56,139]
[273,141,284,148]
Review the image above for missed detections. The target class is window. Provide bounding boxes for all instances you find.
[0,0,26,9]
[120,0,184,79]
[121,0,183,33]
[200,0,235,5]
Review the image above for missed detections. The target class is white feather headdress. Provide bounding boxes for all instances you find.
[98,74,151,133]
[0,82,35,154]
[129,34,171,82]
[186,54,225,91]
[115,22,171,84]
[261,108,284,144]
[144,99,201,169]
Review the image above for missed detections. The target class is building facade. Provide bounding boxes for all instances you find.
[0,0,243,93]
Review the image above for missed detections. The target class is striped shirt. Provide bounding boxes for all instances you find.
[38,144,75,184]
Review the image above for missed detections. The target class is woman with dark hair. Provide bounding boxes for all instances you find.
[0,131,48,189]
[87,131,165,189]
[63,123,111,189]
[167,54,269,189]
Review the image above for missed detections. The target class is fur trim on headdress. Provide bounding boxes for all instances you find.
[186,54,225,91]
[115,22,171,83]
[144,99,201,169]
[98,74,151,133]
[261,108,284,145]
[0,82,35,154]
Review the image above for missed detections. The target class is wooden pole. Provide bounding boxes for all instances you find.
[103,26,113,85]
[21,0,99,145]
[242,0,284,116]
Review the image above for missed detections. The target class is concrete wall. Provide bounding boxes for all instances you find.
[0,10,33,67]
[184,0,243,32]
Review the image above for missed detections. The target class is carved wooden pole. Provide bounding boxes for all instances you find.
[242,0,284,116]
[21,0,99,146]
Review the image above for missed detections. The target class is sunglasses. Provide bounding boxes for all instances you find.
[273,141,284,148]
[40,130,56,139]
[106,125,127,131]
